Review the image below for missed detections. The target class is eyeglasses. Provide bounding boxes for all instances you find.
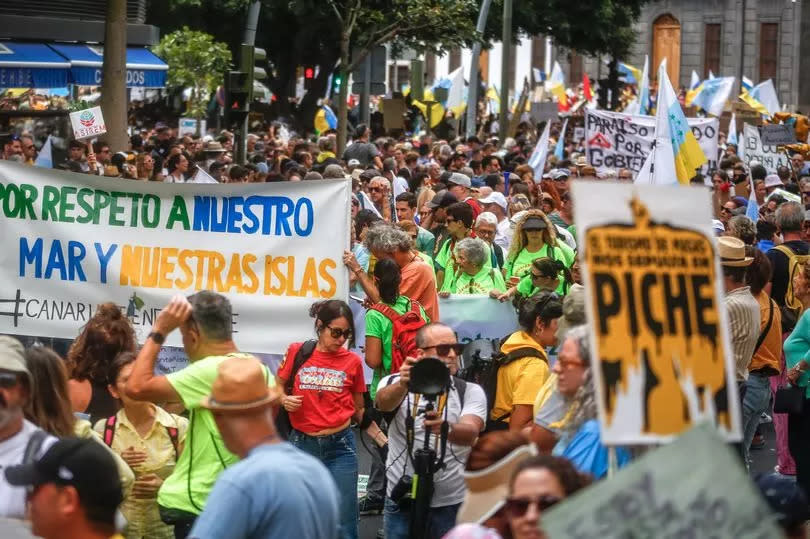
[424,343,464,356]
[326,325,352,340]
[368,186,382,193]
[530,272,549,281]
[446,217,457,224]
[557,358,585,369]
[0,372,19,389]
[504,495,561,517]
[720,206,734,213]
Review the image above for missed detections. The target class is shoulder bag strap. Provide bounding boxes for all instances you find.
[102,415,117,447]
[753,299,775,355]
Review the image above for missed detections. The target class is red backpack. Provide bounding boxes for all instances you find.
[369,300,427,374]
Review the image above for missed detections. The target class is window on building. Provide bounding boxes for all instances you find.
[532,37,545,80]
[759,23,778,81]
[704,24,721,78]
[568,52,583,84]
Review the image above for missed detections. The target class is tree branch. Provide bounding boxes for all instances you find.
[326,0,343,24]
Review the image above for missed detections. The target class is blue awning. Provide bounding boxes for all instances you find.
[0,42,70,88]
[49,44,168,88]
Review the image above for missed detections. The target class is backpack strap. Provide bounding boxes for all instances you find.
[285,340,317,395]
[102,415,117,448]
[165,425,180,459]
[774,244,796,258]
[23,429,48,464]
[503,346,546,365]
[369,302,402,322]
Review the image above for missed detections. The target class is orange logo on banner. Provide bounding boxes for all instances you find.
[584,198,730,435]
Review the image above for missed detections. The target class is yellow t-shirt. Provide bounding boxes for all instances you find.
[533,372,558,418]
[490,331,550,422]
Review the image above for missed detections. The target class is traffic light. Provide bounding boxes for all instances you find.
[239,43,267,103]
[332,73,342,95]
[225,70,250,124]
[303,65,316,91]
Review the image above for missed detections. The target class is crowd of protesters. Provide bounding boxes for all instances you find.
[1,118,810,539]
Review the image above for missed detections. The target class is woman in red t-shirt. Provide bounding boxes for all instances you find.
[276,299,366,539]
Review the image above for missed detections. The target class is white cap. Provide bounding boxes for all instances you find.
[478,191,508,211]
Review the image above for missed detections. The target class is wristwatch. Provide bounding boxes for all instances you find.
[148,331,165,345]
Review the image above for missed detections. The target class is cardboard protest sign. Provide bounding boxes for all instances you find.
[741,123,789,173]
[585,109,718,173]
[69,106,107,140]
[572,181,740,444]
[760,123,796,146]
[541,424,780,538]
[0,161,351,355]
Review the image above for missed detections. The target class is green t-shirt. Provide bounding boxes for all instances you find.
[365,295,429,399]
[504,241,575,282]
[441,265,507,294]
[159,353,274,514]
[435,237,494,275]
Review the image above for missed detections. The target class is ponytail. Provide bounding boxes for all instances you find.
[373,258,401,305]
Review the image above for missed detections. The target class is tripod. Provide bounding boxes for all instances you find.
[408,399,450,539]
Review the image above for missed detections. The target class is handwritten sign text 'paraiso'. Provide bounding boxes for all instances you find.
[0,161,351,354]
[573,182,740,444]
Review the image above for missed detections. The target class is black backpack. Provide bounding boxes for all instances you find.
[480,338,547,432]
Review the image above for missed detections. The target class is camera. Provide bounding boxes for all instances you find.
[390,474,413,508]
[408,356,450,397]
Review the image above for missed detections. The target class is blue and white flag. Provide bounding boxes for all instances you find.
[554,119,568,160]
[727,113,738,147]
[746,177,759,223]
[33,136,53,168]
[691,76,735,117]
[528,121,552,180]
[638,56,650,115]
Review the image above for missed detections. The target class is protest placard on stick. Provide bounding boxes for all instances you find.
[573,181,740,444]
[541,424,780,538]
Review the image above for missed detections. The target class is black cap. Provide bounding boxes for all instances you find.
[522,216,548,231]
[427,191,458,209]
[5,438,123,520]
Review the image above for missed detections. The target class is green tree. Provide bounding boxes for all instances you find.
[293,0,479,152]
[153,28,232,132]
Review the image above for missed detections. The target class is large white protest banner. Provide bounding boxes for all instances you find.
[741,123,789,173]
[585,109,718,174]
[572,181,740,444]
[0,161,351,354]
[156,296,519,382]
[541,425,780,538]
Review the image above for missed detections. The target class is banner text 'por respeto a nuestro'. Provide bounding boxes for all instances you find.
[0,177,339,298]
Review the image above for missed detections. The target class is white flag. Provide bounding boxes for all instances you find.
[645,59,679,185]
[528,121,552,181]
[34,136,53,168]
[191,165,218,184]
[634,148,654,185]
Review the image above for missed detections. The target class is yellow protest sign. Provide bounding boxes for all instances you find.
[572,182,741,444]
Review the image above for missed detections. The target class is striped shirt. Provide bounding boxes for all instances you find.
[724,286,761,381]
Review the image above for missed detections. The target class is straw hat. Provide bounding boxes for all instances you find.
[456,444,536,524]
[200,356,281,412]
[717,236,753,267]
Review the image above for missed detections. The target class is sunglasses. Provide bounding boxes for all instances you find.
[368,186,382,193]
[557,358,585,369]
[504,495,561,517]
[530,272,550,281]
[326,325,353,340]
[0,372,19,389]
[425,343,464,356]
